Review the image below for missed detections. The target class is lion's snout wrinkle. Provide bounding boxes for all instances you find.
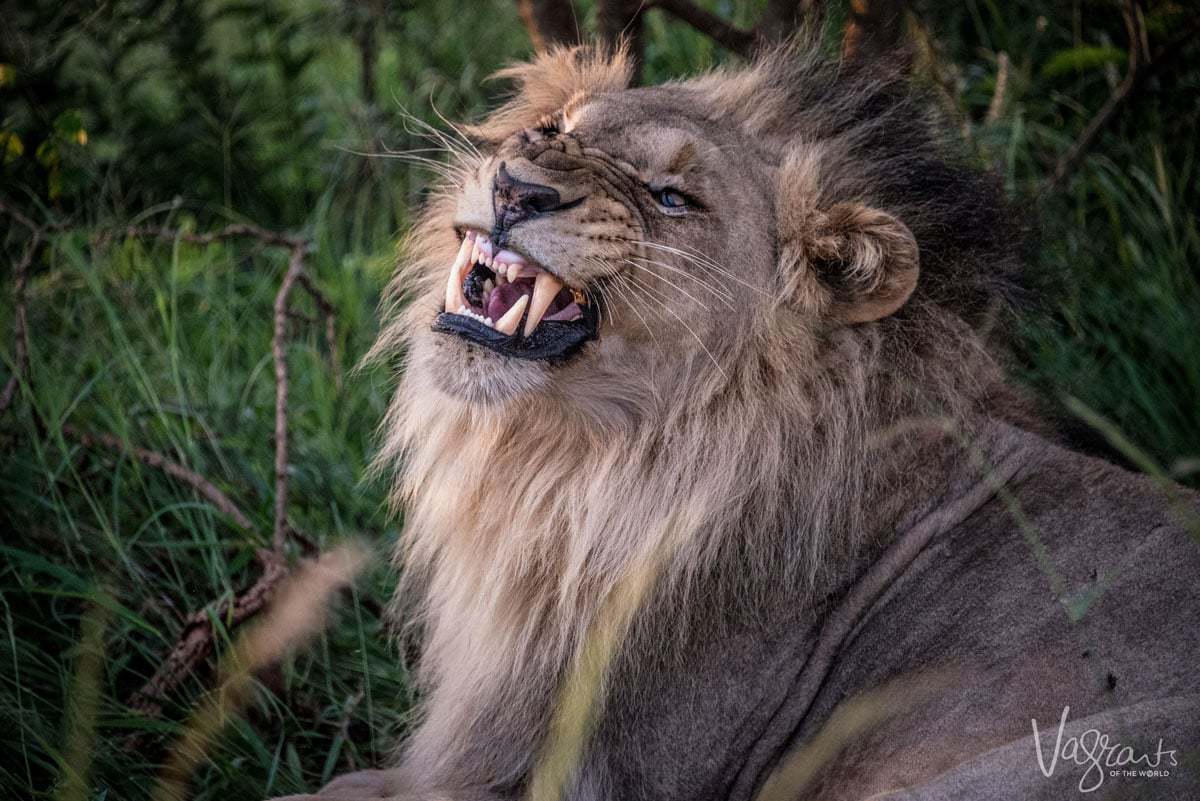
[492,161,565,231]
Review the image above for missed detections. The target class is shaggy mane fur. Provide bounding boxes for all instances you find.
[367,39,1039,788]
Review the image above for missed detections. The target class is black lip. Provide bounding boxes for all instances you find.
[432,300,599,361]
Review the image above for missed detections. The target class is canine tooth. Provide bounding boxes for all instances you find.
[495,294,529,335]
[524,271,564,337]
[507,262,520,283]
[445,236,474,312]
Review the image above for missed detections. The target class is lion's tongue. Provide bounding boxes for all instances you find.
[486,281,582,331]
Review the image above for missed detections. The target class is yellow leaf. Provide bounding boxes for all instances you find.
[74,129,88,146]
[1,131,24,163]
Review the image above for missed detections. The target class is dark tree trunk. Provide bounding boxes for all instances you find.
[596,0,645,82]
[759,0,821,43]
[842,0,907,61]
[514,0,581,52]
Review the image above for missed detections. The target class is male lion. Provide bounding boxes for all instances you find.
[280,43,1200,801]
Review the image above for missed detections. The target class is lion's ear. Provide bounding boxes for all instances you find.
[807,202,920,324]
[776,147,920,324]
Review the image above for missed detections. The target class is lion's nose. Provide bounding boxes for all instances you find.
[493,162,564,229]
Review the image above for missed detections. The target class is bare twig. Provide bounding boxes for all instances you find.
[649,0,759,58]
[100,223,305,251]
[985,51,1010,124]
[0,199,42,233]
[0,230,40,415]
[1048,20,1200,190]
[63,425,253,530]
[150,544,367,801]
[297,272,342,390]
[128,552,293,718]
[272,244,309,555]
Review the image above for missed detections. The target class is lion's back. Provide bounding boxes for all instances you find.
[800,433,1200,800]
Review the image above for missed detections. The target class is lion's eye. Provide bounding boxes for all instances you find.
[652,187,688,210]
[534,116,560,137]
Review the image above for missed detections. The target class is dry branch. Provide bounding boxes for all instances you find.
[985,51,1010,124]
[128,552,293,718]
[272,244,308,554]
[63,425,253,530]
[0,230,40,415]
[100,223,305,251]
[1048,19,1200,190]
[297,271,342,389]
[649,0,759,58]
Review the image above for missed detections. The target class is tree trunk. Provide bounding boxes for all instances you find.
[842,0,907,61]
[759,0,822,43]
[596,0,645,82]
[513,0,581,52]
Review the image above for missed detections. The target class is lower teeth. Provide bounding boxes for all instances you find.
[456,305,494,328]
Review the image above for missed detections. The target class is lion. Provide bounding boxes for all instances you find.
[277,41,1200,801]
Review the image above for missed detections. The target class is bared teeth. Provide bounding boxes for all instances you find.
[524,271,564,337]
[494,293,528,335]
[445,234,474,313]
[507,262,521,283]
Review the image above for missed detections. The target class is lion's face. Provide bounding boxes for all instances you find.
[412,48,922,408]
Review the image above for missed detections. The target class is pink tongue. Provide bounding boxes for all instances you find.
[487,282,528,321]
[546,302,583,322]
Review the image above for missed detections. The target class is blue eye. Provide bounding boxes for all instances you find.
[653,188,688,209]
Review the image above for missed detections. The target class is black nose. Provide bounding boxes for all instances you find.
[493,162,563,230]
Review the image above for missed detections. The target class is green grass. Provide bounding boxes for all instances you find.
[0,226,410,800]
[2,1,1199,800]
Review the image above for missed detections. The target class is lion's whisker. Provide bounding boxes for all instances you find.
[623,271,727,379]
[627,255,736,309]
[620,259,717,313]
[429,100,484,161]
[632,240,771,297]
[606,271,663,352]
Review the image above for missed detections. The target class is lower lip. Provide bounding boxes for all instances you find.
[432,301,600,362]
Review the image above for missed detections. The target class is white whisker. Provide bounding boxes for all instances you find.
[623,272,727,379]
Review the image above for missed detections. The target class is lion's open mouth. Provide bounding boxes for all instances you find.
[432,231,599,361]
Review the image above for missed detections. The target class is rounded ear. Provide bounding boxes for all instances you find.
[809,202,920,324]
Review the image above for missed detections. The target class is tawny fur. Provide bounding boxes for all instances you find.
[363,38,1043,795]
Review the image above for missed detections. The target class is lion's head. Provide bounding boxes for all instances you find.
[376,42,1025,418]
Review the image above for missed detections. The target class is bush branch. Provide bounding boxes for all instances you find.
[1049,19,1200,190]
[648,0,759,57]
[63,425,253,530]
[0,230,40,415]
[271,244,310,555]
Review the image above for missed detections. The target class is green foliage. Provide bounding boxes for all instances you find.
[1040,44,1126,78]
[1,0,1198,799]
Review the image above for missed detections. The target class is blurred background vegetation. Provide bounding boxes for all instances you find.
[1,0,1197,798]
